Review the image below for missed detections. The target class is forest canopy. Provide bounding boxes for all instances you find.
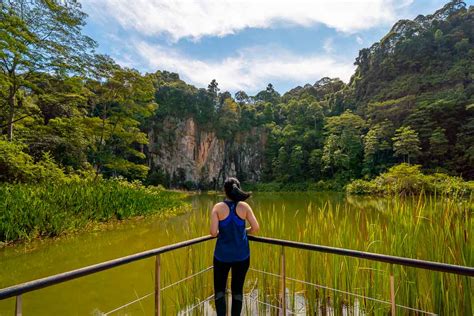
[0,0,473,188]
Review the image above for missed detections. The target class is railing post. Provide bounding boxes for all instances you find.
[15,295,22,316]
[390,265,396,316]
[280,246,286,316]
[155,254,161,316]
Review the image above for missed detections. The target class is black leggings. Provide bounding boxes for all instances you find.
[213,256,250,316]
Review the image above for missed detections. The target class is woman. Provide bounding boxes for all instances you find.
[210,177,259,316]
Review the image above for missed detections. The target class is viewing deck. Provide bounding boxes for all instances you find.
[1,235,473,315]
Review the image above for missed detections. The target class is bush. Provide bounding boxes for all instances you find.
[309,179,346,191]
[345,179,381,194]
[346,163,473,196]
[0,140,67,183]
[376,164,425,195]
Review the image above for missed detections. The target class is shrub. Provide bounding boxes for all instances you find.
[345,179,380,194]
[0,140,67,183]
[346,163,473,196]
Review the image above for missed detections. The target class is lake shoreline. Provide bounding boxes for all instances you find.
[0,208,190,249]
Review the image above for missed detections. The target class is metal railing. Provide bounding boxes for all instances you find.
[0,235,214,316]
[1,235,473,315]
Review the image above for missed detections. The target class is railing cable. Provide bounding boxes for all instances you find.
[103,266,213,315]
[180,294,214,315]
[249,267,437,315]
[103,292,154,315]
[245,294,294,314]
[161,266,213,291]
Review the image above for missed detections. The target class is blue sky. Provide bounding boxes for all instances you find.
[81,0,472,95]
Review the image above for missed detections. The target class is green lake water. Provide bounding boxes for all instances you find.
[0,192,472,315]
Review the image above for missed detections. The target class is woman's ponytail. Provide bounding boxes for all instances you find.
[224,177,251,202]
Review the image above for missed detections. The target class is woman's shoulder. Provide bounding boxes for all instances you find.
[236,201,251,210]
[212,201,226,210]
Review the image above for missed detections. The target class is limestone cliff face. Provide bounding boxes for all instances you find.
[147,117,266,187]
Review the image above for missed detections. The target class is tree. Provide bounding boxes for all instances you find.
[363,121,393,176]
[255,83,280,104]
[87,59,157,179]
[207,79,219,95]
[289,145,304,180]
[26,117,92,170]
[0,0,96,140]
[266,83,275,93]
[322,110,366,178]
[392,126,421,163]
[215,97,240,140]
[194,88,216,126]
[235,90,249,105]
[0,139,66,183]
[272,146,289,181]
[32,73,91,125]
[429,127,449,164]
[207,79,219,108]
[453,116,474,178]
[218,91,232,107]
[308,149,323,179]
[322,134,344,176]
[434,29,444,42]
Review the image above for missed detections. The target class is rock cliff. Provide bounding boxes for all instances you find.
[146,117,266,188]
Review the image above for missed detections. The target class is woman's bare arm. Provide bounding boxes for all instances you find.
[210,205,220,237]
[241,202,259,234]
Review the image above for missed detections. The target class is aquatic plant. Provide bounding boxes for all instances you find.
[0,178,188,243]
[158,193,472,315]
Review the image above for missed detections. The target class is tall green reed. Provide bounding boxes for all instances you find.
[0,179,188,243]
[160,192,472,315]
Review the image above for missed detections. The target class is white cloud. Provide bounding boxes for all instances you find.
[356,36,364,45]
[83,0,413,41]
[134,42,355,92]
[323,38,334,54]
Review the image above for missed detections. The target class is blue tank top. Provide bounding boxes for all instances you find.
[213,200,250,262]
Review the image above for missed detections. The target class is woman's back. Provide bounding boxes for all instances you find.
[213,200,250,262]
[213,201,247,220]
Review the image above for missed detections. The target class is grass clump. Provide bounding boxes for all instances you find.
[346,163,473,196]
[0,178,188,243]
[248,193,473,315]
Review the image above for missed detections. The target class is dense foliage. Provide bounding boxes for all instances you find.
[346,163,473,196]
[0,1,156,180]
[0,1,187,243]
[0,1,473,189]
[259,0,474,183]
[0,178,188,242]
